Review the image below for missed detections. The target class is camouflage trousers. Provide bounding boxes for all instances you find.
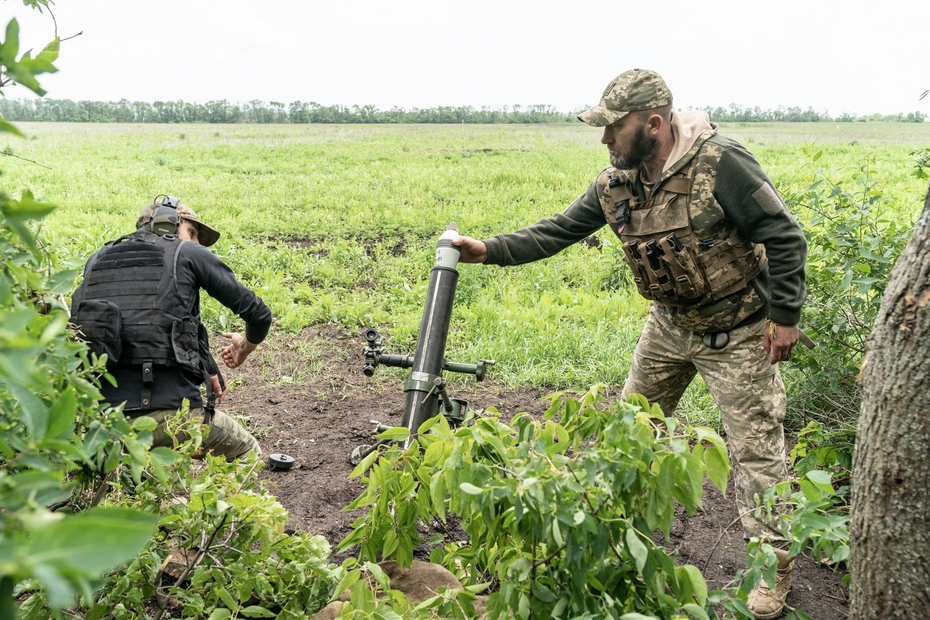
[144,407,261,461]
[620,309,788,546]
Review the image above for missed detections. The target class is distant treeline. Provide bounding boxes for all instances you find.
[0,99,576,124]
[0,98,925,124]
[705,104,926,123]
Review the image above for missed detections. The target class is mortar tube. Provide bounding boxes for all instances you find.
[400,223,460,448]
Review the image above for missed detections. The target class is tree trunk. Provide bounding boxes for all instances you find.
[849,183,930,619]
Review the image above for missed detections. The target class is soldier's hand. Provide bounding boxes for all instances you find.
[763,322,799,365]
[452,236,489,264]
[221,332,258,369]
[209,373,228,403]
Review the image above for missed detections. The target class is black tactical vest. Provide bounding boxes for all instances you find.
[70,230,203,378]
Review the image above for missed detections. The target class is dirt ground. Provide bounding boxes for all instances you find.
[218,325,849,620]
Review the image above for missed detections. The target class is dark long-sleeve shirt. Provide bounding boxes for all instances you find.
[101,240,272,412]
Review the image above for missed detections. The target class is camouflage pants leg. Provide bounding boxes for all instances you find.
[621,311,788,546]
[620,311,697,416]
[145,407,261,461]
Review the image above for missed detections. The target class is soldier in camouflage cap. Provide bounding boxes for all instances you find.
[453,69,808,619]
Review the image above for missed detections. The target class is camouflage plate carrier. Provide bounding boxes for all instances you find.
[597,130,767,333]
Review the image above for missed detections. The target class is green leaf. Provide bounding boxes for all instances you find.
[620,614,658,620]
[625,528,648,574]
[24,507,160,574]
[350,444,380,478]
[0,471,68,510]
[531,581,557,602]
[693,427,727,452]
[0,118,26,137]
[382,529,398,558]
[103,442,121,474]
[36,37,59,64]
[4,191,57,219]
[131,415,158,432]
[150,446,182,465]
[805,469,834,493]
[214,586,237,610]
[240,606,276,618]
[10,382,48,438]
[377,426,410,441]
[332,567,360,599]
[44,387,76,439]
[704,446,729,494]
[429,468,446,521]
[680,564,708,606]
[207,609,231,620]
[682,603,710,620]
[517,592,530,619]
[0,577,14,620]
[31,564,72,608]
[459,482,484,495]
[3,19,21,60]
[47,268,80,294]
[729,597,753,617]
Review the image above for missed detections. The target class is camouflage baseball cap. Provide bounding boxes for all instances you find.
[578,69,673,127]
[137,196,221,247]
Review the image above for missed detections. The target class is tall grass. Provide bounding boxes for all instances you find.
[4,121,928,429]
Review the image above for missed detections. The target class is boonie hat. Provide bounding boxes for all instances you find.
[137,196,221,247]
[578,69,673,127]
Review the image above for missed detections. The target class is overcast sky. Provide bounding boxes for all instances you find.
[2,0,927,116]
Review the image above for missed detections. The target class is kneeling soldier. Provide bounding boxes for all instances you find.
[71,195,272,460]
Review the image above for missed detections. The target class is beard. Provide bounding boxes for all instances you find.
[609,124,660,171]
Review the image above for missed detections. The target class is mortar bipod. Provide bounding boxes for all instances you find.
[351,326,495,464]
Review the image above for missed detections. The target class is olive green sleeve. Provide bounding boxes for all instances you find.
[714,143,807,325]
[483,179,607,266]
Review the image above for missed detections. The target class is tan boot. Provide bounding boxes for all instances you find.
[747,561,793,619]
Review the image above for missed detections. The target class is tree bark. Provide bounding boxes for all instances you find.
[849,182,930,619]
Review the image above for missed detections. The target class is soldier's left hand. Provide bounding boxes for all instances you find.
[221,332,258,369]
[763,322,799,365]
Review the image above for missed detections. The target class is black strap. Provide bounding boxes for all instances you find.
[201,358,216,425]
[141,361,154,408]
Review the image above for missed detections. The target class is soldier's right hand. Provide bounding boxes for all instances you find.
[452,236,489,264]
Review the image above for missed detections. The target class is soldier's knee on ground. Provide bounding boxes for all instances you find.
[201,409,261,461]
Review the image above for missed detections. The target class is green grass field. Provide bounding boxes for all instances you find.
[4,121,929,426]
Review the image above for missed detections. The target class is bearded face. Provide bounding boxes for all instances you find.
[608,118,660,171]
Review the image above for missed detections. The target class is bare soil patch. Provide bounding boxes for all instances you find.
[219,325,848,620]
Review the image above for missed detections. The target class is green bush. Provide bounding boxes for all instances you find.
[1,15,165,614]
[17,413,337,619]
[782,147,915,427]
[338,386,766,619]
